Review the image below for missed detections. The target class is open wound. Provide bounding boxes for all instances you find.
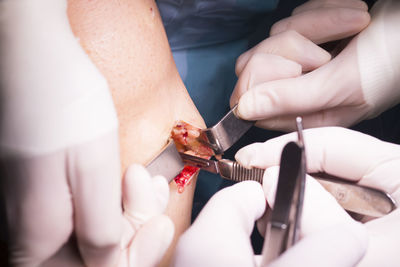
[171,121,214,193]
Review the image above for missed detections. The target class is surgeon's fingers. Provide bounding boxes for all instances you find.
[118,164,171,266]
[271,5,370,44]
[69,131,123,267]
[235,30,331,76]
[262,167,353,236]
[292,0,368,15]
[359,209,400,267]
[235,128,362,173]
[230,54,302,107]
[3,155,73,267]
[174,182,265,267]
[236,127,400,200]
[232,30,331,107]
[269,222,368,267]
[236,39,362,124]
[126,215,174,267]
[122,164,169,226]
[253,105,366,131]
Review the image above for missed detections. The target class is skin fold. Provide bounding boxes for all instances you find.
[67,0,206,265]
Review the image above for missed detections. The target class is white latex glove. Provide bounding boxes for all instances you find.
[0,1,173,266]
[236,127,400,267]
[231,0,400,131]
[39,164,174,267]
[173,181,367,267]
[230,0,370,107]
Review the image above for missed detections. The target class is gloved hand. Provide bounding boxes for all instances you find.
[231,0,400,131]
[270,0,370,44]
[173,181,367,267]
[230,0,370,108]
[236,127,400,267]
[0,1,173,266]
[39,164,174,267]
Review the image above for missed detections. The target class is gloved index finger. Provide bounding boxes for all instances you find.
[68,132,123,267]
[268,222,368,267]
[236,127,400,200]
[235,30,330,76]
[262,167,354,237]
[271,6,370,45]
[292,0,368,15]
[174,181,265,267]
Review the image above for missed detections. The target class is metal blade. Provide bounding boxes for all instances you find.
[146,140,185,183]
[179,153,219,174]
[198,105,254,154]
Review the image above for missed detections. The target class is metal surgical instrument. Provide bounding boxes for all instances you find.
[179,153,396,218]
[261,117,306,264]
[146,139,185,183]
[197,105,255,155]
[146,104,254,181]
[180,120,396,219]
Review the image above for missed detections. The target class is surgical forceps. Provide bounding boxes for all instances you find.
[180,118,396,219]
[182,118,306,263]
[147,105,395,220]
[261,117,305,264]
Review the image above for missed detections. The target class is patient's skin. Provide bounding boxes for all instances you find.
[68,0,205,265]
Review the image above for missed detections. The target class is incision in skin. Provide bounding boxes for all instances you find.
[171,121,214,193]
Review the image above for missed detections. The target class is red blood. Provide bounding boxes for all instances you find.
[171,121,214,193]
[174,166,199,193]
[182,132,188,144]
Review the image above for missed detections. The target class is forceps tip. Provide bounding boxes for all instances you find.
[295,117,304,147]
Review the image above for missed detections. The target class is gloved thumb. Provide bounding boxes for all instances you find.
[123,164,169,225]
[237,39,364,130]
[258,167,353,237]
[267,222,368,267]
[124,215,174,267]
[119,164,174,266]
[173,181,266,267]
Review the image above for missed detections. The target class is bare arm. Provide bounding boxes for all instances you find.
[68,0,205,265]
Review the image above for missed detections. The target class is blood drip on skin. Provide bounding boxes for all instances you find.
[171,121,214,193]
[174,166,198,193]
